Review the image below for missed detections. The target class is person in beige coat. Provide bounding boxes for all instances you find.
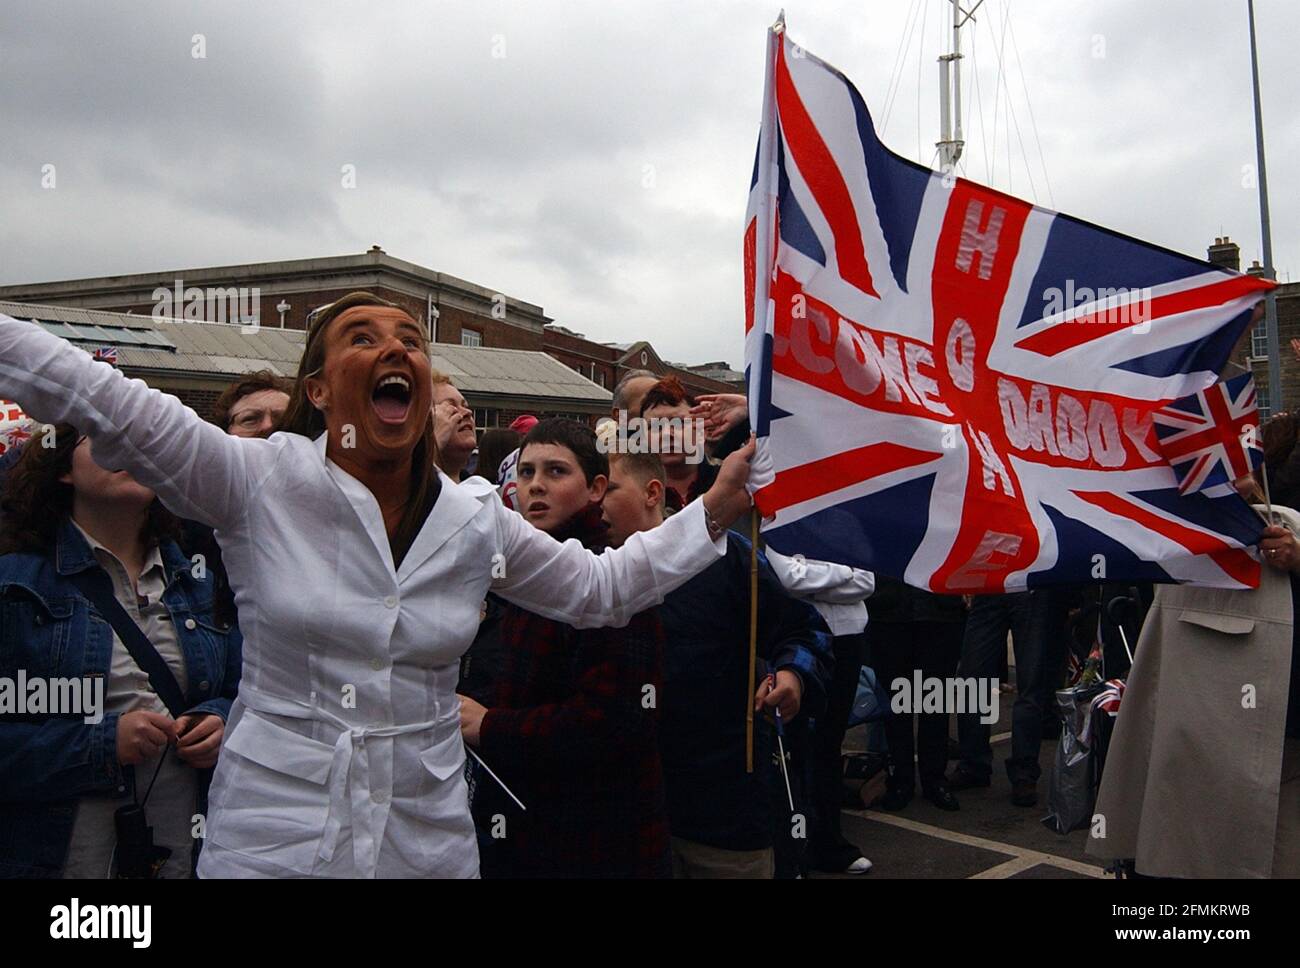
[1087,490,1300,878]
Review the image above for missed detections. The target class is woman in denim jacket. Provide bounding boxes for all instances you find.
[0,424,241,878]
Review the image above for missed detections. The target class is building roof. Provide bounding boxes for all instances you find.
[428,343,611,401]
[1,299,611,404]
[0,247,551,328]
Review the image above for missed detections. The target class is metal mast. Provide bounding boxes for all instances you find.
[937,1,982,172]
[1247,0,1281,412]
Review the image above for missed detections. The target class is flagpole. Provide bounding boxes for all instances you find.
[749,12,783,435]
[1247,0,1281,413]
[747,508,760,773]
[746,11,783,774]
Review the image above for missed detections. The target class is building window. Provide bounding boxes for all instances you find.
[1251,322,1268,360]
[596,370,606,388]
[473,408,498,434]
[461,329,483,348]
[1257,384,1272,422]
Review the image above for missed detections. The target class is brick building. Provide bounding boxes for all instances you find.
[0,247,739,413]
[1207,237,1300,418]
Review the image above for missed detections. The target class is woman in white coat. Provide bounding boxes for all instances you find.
[0,293,754,878]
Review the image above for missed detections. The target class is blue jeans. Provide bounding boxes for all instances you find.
[955,591,1060,785]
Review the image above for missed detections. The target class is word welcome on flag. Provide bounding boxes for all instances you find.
[744,17,1275,593]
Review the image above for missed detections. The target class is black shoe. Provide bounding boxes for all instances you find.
[1011,779,1038,807]
[922,783,960,811]
[946,766,991,790]
[880,785,914,811]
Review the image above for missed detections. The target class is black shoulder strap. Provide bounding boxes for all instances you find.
[66,566,189,718]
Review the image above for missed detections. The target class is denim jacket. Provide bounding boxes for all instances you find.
[0,519,242,877]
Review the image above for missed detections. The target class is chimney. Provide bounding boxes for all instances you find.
[1207,236,1240,272]
[1247,259,1265,277]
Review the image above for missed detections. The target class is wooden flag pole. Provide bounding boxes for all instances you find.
[1262,461,1276,525]
[746,506,760,773]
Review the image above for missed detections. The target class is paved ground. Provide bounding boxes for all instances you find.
[815,686,1105,880]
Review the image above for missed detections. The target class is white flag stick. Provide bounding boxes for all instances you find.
[467,747,526,812]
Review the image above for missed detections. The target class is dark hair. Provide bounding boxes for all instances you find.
[0,423,179,556]
[1258,411,1298,496]
[475,428,522,485]
[213,370,293,431]
[1262,411,1298,469]
[520,418,608,485]
[638,375,696,417]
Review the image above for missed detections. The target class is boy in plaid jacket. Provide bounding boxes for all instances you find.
[457,419,669,878]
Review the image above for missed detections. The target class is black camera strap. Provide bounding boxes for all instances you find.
[67,566,189,719]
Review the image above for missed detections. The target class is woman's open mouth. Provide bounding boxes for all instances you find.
[371,373,413,425]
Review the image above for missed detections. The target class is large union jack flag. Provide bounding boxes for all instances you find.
[1153,372,1263,496]
[743,18,1275,593]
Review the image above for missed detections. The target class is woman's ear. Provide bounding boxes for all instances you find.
[589,474,609,503]
[304,375,328,412]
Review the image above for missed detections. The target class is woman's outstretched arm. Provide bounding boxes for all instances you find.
[0,313,272,529]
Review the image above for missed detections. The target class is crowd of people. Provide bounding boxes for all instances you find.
[0,292,1297,879]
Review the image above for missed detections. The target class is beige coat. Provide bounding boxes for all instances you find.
[1087,506,1297,878]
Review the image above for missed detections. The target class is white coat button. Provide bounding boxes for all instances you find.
[184,618,197,630]
[370,658,385,671]
[383,595,397,609]
[372,790,390,804]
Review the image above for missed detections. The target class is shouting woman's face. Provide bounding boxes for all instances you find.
[305,306,433,464]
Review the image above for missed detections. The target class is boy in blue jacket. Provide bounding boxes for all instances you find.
[602,450,832,878]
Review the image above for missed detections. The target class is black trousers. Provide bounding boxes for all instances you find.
[869,620,964,790]
[955,590,1069,784]
[808,631,868,868]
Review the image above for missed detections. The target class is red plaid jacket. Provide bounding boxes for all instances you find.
[475,505,670,878]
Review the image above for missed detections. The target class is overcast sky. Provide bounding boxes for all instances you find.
[1,0,1294,368]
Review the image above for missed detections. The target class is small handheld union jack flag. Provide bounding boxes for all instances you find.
[92,346,118,364]
[1153,372,1263,496]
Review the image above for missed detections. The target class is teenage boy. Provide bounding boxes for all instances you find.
[602,450,833,878]
[456,419,669,878]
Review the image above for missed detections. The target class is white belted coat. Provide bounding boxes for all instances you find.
[0,315,726,878]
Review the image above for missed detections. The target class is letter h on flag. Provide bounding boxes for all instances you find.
[743,14,1275,593]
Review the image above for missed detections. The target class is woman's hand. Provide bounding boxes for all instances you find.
[701,434,756,532]
[175,712,224,769]
[116,710,177,766]
[755,670,803,720]
[1260,525,1300,573]
[690,393,748,442]
[458,694,487,749]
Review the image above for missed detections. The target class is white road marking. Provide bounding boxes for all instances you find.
[845,808,1108,879]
